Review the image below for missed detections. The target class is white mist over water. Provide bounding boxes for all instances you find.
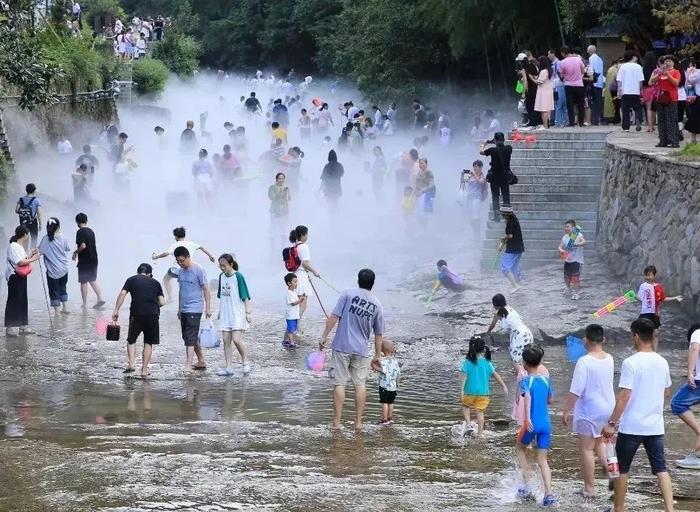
[7,71,488,313]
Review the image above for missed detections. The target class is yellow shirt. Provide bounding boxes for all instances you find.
[402,195,416,214]
[272,127,288,145]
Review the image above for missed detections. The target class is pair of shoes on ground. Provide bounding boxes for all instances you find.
[217,363,252,377]
[517,488,556,506]
[677,452,700,469]
[5,327,35,337]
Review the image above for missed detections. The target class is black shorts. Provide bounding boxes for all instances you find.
[78,264,98,284]
[180,312,202,347]
[127,315,160,345]
[616,433,667,475]
[563,261,581,277]
[379,386,397,404]
[639,312,661,329]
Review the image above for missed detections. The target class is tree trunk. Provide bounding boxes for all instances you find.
[482,30,493,95]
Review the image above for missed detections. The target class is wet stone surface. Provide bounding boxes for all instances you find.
[1,256,699,512]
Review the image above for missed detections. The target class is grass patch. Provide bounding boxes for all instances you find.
[672,142,700,161]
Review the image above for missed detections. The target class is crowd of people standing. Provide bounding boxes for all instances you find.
[515,45,700,148]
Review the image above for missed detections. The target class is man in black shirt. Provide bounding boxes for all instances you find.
[480,132,513,222]
[72,212,105,309]
[113,263,165,377]
[244,92,262,114]
[179,121,198,154]
[500,206,525,292]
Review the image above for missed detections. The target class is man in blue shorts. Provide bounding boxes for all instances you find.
[516,344,556,507]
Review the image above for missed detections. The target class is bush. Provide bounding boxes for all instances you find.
[152,33,201,77]
[39,32,104,94]
[132,58,169,94]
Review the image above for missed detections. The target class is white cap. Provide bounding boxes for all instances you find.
[515,53,527,61]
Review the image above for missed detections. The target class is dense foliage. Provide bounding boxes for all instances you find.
[132,57,169,93]
[0,26,62,109]
[0,0,693,106]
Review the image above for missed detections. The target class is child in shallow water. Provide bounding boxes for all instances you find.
[377,340,400,425]
[458,335,508,437]
[433,259,467,293]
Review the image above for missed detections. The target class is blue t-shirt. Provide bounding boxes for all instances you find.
[331,288,384,357]
[519,375,553,430]
[177,263,207,313]
[18,195,41,218]
[461,357,495,396]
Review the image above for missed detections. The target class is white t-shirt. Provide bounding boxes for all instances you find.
[5,242,27,281]
[72,2,81,15]
[499,306,528,333]
[296,243,310,273]
[638,282,659,315]
[691,329,700,379]
[286,289,300,320]
[57,140,73,154]
[167,240,201,274]
[616,62,644,96]
[560,233,584,263]
[569,353,615,428]
[618,351,671,436]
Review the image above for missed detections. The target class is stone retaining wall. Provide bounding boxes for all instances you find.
[0,89,118,157]
[599,142,700,313]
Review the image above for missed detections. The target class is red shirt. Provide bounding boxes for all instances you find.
[657,68,681,102]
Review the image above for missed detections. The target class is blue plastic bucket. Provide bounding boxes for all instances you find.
[566,335,586,363]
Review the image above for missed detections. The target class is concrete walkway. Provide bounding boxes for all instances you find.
[607,128,700,168]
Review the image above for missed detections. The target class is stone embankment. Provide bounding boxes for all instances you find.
[598,132,700,313]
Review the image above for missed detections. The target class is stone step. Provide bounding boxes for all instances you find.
[509,192,600,202]
[512,130,611,141]
[510,140,608,150]
[503,201,599,212]
[485,219,597,230]
[488,211,598,222]
[516,174,602,185]
[504,165,603,175]
[482,241,597,255]
[509,184,601,194]
[512,147,605,157]
[484,228,597,241]
[511,158,604,168]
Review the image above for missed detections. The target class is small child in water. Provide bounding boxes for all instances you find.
[433,259,467,293]
[283,273,304,348]
[378,340,400,425]
[459,335,508,436]
[516,344,556,507]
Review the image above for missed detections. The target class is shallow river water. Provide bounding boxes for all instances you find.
[1,256,699,512]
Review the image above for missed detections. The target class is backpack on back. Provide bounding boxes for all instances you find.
[17,197,36,226]
[282,245,301,272]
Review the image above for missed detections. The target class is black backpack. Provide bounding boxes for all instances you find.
[17,197,36,226]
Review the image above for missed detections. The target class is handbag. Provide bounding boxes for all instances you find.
[656,89,672,106]
[106,323,121,341]
[198,319,220,348]
[14,264,32,277]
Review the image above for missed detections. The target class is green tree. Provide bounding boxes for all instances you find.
[0,26,62,109]
[316,0,451,101]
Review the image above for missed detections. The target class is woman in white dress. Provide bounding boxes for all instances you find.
[288,225,320,331]
[216,253,252,376]
[485,293,534,372]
